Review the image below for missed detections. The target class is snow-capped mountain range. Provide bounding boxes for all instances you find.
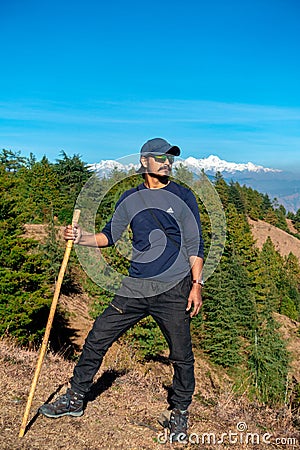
[89,154,281,176]
[89,154,300,212]
[174,155,281,174]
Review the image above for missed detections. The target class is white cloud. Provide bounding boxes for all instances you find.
[1,98,300,125]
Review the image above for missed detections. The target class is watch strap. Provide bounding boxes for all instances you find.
[192,279,204,286]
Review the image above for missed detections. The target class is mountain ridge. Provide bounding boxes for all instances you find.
[88,155,300,212]
[88,154,281,175]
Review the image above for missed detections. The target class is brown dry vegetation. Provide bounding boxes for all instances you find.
[58,292,93,348]
[1,327,300,450]
[286,219,299,236]
[22,224,65,242]
[2,221,299,448]
[248,218,300,259]
[275,313,300,384]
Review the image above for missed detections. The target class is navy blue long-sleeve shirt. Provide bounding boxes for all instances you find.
[101,181,204,282]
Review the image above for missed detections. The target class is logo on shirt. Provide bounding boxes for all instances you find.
[166,207,174,214]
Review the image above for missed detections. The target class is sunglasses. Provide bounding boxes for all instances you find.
[150,154,175,164]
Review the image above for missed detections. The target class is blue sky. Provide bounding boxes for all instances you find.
[1,0,300,171]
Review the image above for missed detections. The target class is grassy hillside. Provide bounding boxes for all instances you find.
[3,213,300,448]
[1,334,299,450]
[2,150,300,448]
[248,218,300,259]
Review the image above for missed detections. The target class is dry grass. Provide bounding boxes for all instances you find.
[1,338,299,450]
[22,224,65,243]
[248,218,300,259]
[275,313,300,383]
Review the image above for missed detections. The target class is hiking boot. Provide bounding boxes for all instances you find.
[168,408,189,443]
[39,388,85,418]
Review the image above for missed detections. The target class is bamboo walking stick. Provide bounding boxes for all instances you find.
[19,209,81,438]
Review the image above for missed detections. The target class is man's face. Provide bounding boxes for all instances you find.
[141,153,175,176]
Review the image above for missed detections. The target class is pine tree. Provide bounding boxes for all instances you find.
[261,193,273,215]
[279,253,300,320]
[253,237,283,312]
[213,171,229,208]
[274,204,289,232]
[200,257,254,368]
[264,208,278,226]
[291,208,300,233]
[224,203,257,269]
[247,318,289,405]
[241,185,263,219]
[0,149,27,172]
[228,181,246,214]
[17,157,60,223]
[54,152,90,223]
[247,237,290,405]
[0,165,52,344]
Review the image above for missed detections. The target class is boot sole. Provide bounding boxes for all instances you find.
[39,408,84,419]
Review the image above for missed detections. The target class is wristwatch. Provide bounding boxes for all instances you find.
[192,279,204,286]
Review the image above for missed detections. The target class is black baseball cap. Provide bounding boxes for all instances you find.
[140,138,180,156]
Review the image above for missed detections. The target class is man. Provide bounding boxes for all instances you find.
[39,138,204,443]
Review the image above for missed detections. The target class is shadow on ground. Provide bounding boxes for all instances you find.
[87,369,128,402]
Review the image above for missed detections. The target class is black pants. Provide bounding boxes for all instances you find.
[70,275,195,410]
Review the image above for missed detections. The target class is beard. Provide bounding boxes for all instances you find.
[148,170,171,184]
